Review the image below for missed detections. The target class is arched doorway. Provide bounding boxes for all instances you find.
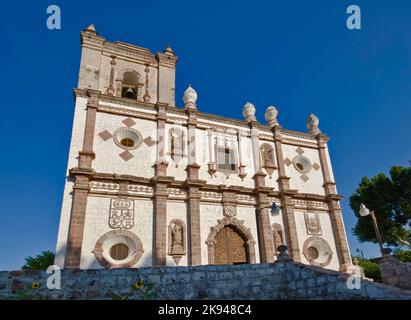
[214,226,248,265]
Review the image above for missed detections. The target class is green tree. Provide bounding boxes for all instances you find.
[22,251,55,270]
[349,165,411,248]
[356,257,381,282]
[394,250,411,263]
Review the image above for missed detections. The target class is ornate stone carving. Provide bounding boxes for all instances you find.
[302,236,333,267]
[169,128,185,165]
[168,219,186,265]
[109,198,134,229]
[307,113,321,136]
[304,212,322,235]
[206,216,256,265]
[242,102,256,123]
[272,223,284,255]
[113,127,143,150]
[260,143,277,177]
[183,85,197,109]
[93,230,144,268]
[264,106,279,127]
[223,206,237,217]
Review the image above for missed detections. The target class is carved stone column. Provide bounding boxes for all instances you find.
[272,126,301,261]
[66,90,99,268]
[185,108,203,266]
[65,169,92,268]
[317,134,352,271]
[249,121,275,263]
[153,103,171,266]
[78,90,99,170]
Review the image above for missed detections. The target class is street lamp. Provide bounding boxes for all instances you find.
[270,202,280,216]
[359,203,384,253]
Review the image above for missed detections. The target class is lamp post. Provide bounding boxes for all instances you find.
[359,203,384,253]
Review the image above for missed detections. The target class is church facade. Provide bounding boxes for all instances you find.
[55,25,352,271]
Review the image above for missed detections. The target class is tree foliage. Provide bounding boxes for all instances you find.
[21,251,55,270]
[350,165,411,247]
[356,257,381,282]
[394,250,411,263]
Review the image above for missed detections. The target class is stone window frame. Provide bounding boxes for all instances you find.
[113,127,143,151]
[167,127,187,161]
[205,216,256,265]
[292,154,312,174]
[115,68,144,100]
[302,236,333,267]
[215,145,238,173]
[93,230,144,269]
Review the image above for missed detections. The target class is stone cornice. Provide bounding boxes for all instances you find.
[73,88,329,144]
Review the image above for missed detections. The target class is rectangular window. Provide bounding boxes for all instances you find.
[216,147,237,171]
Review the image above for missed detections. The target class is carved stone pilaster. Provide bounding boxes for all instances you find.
[65,169,93,268]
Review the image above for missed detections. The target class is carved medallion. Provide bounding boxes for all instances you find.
[109,198,134,229]
[223,206,237,217]
[304,212,322,235]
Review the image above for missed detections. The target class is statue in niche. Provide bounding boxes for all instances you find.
[168,219,186,265]
[171,223,184,255]
[260,143,276,177]
[169,128,185,166]
[272,224,284,255]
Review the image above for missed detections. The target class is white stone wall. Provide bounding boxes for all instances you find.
[282,144,325,195]
[55,97,88,268]
[294,210,339,271]
[93,112,157,178]
[80,196,153,269]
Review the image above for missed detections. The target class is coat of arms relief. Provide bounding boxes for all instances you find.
[304,212,322,236]
[109,198,134,229]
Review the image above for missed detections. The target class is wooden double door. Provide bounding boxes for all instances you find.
[214,225,248,265]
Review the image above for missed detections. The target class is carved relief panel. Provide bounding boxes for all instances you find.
[304,212,322,236]
[108,198,134,229]
[168,219,186,265]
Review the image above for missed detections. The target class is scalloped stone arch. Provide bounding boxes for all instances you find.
[206,216,256,265]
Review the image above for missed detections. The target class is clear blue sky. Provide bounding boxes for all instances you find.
[0,0,410,270]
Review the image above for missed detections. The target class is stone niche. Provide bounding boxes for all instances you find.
[168,219,186,265]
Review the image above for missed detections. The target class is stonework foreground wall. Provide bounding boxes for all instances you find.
[380,255,411,290]
[1,261,411,300]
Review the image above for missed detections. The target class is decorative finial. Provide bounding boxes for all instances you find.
[183,84,197,109]
[264,106,279,127]
[307,113,321,135]
[242,102,256,123]
[85,24,97,34]
[164,45,175,56]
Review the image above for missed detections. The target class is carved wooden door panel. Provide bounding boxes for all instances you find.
[214,226,248,265]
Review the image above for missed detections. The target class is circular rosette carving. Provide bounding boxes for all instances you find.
[223,206,237,217]
[93,230,144,268]
[302,236,333,267]
[113,127,143,150]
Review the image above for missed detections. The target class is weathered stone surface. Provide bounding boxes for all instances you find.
[1,261,411,300]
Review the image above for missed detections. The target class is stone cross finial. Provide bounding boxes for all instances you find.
[307,113,321,136]
[183,84,198,109]
[242,102,256,123]
[264,106,279,127]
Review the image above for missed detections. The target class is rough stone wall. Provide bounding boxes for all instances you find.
[380,255,411,290]
[1,262,410,300]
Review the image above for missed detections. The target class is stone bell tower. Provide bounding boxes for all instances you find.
[78,24,177,106]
